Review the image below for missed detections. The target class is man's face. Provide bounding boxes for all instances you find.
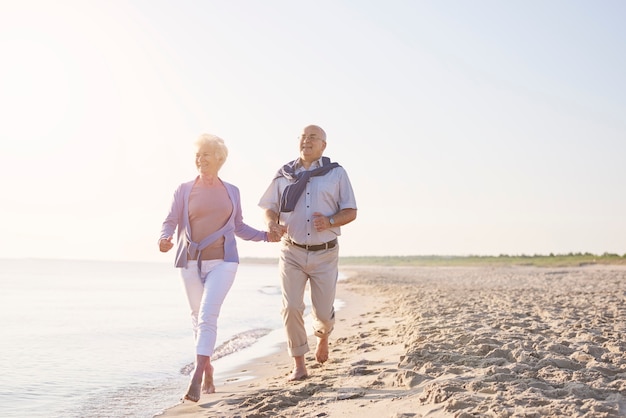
[299,127,326,162]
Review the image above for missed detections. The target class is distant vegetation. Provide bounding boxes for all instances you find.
[242,253,626,267]
[338,253,626,267]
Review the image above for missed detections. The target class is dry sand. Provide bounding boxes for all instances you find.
[159,264,626,417]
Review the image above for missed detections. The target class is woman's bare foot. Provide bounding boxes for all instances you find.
[315,336,329,364]
[202,363,215,394]
[184,378,201,402]
[185,354,211,401]
[288,355,308,381]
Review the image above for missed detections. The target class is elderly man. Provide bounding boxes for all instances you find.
[259,124,357,381]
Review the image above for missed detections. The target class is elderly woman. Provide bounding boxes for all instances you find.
[158,133,275,402]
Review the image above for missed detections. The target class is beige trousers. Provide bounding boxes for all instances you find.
[279,242,339,357]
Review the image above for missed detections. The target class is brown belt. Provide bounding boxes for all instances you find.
[286,238,337,251]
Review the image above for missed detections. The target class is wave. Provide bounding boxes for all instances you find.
[180,328,273,375]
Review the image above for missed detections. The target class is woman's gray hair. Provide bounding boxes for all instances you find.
[194,133,228,169]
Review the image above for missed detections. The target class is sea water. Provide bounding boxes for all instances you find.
[0,259,293,418]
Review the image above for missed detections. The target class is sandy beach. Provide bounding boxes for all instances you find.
[159,264,626,417]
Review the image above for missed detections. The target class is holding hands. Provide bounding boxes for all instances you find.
[267,220,287,242]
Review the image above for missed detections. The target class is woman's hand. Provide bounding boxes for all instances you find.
[159,237,174,252]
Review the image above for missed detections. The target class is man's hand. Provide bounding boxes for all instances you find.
[312,212,332,232]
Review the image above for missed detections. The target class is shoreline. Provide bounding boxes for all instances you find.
[158,266,398,417]
[159,264,626,417]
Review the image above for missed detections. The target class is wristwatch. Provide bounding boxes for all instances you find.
[329,217,336,226]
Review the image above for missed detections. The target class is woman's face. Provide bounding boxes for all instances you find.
[195,143,221,175]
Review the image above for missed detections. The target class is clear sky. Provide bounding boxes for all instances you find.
[1,0,625,262]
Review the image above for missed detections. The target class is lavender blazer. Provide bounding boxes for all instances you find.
[159,177,267,268]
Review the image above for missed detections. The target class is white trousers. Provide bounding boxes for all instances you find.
[180,260,238,357]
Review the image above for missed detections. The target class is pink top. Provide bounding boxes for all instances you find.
[188,183,232,260]
[160,177,267,268]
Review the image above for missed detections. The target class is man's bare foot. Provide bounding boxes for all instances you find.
[288,368,308,381]
[202,363,215,394]
[288,355,308,381]
[315,336,329,364]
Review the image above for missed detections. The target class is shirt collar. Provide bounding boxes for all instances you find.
[296,157,324,172]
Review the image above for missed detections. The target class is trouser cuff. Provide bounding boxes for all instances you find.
[289,342,309,357]
[314,327,333,339]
